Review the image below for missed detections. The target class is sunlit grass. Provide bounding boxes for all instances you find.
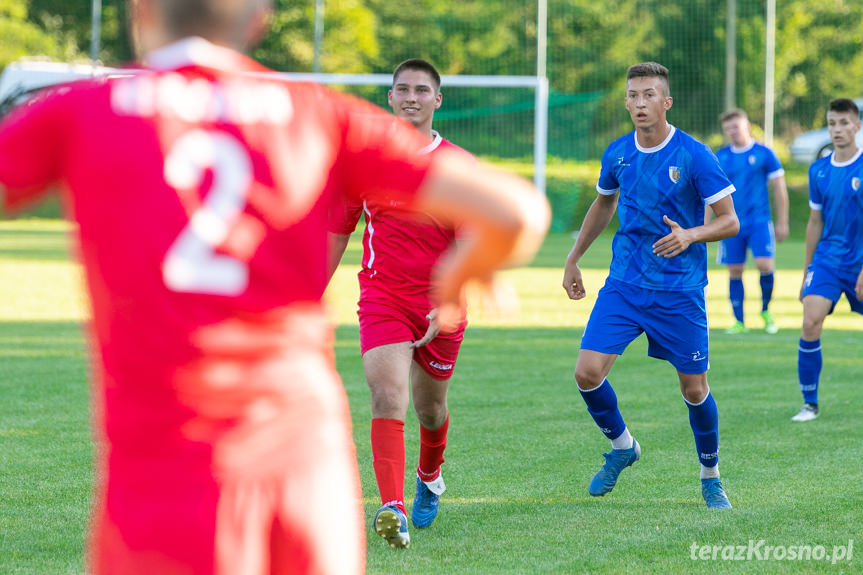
[1,220,860,574]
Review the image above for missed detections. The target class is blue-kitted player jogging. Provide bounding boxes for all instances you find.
[793,98,863,422]
[713,109,789,335]
[562,62,739,509]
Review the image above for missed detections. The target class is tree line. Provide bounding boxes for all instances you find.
[3,0,862,145]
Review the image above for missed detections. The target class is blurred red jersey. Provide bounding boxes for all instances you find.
[0,39,432,453]
[0,38,437,574]
[328,132,471,302]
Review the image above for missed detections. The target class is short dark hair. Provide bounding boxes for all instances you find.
[626,62,670,95]
[828,98,859,117]
[392,59,441,92]
[720,108,748,124]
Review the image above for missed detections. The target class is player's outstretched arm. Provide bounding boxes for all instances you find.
[563,193,618,300]
[416,149,550,330]
[653,195,739,258]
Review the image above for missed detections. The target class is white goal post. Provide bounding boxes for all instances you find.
[273,72,549,194]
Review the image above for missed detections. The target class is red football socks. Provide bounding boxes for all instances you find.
[417,416,449,482]
[371,418,406,514]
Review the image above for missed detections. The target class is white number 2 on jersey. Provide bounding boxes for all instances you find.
[162,129,253,296]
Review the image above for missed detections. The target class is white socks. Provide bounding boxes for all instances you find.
[610,427,634,450]
[422,473,446,496]
[700,464,720,479]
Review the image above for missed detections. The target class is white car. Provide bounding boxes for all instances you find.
[789,98,863,164]
[0,60,119,116]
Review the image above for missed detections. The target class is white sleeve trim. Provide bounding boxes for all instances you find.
[767,168,785,180]
[704,184,735,205]
[809,200,822,210]
[596,184,618,196]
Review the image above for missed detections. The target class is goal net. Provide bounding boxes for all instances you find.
[274,72,549,194]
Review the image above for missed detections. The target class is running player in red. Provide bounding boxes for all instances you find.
[328,59,472,549]
[0,2,550,573]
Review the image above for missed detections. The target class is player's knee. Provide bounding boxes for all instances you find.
[801,322,822,340]
[414,406,447,429]
[727,265,745,279]
[801,314,825,338]
[755,262,774,274]
[681,386,707,404]
[414,397,446,428]
[574,365,602,390]
[368,383,408,416]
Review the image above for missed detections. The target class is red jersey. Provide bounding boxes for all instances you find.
[0,38,435,463]
[328,131,470,301]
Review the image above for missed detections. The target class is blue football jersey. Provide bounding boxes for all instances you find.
[716,141,783,229]
[596,126,735,290]
[808,149,863,271]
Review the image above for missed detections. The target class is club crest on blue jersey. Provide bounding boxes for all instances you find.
[669,166,681,183]
[853,177,861,191]
[748,155,756,165]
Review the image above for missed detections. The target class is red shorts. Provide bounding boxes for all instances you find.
[88,366,364,575]
[358,295,466,380]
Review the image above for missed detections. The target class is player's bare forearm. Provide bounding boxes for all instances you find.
[653,196,738,258]
[799,211,823,299]
[562,194,616,299]
[771,176,790,242]
[411,308,440,348]
[802,211,823,275]
[700,195,739,242]
[856,269,863,301]
[689,212,739,243]
[566,193,618,266]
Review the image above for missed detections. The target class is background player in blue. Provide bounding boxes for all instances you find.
[793,98,863,422]
[713,109,789,334]
[562,62,739,508]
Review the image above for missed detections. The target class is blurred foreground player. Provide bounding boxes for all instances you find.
[0,0,550,573]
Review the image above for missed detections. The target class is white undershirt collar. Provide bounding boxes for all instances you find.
[634,125,676,153]
[831,147,863,167]
[730,140,755,153]
[419,130,443,155]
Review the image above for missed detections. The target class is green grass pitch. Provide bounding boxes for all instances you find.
[0,220,859,574]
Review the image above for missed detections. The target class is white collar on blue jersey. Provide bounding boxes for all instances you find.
[830,147,863,167]
[418,130,443,155]
[145,37,249,72]
[730,140,756,154]
[634,125,676,153]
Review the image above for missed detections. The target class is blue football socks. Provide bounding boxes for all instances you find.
[579,378,626,442]
[759,271,774,312]
[729,278,745,323]
[685,391,719,470]
[798,338,821,405]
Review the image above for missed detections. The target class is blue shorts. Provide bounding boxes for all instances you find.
[580,278,710,374]
[717,220,775,265]
[801,261,863,315]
